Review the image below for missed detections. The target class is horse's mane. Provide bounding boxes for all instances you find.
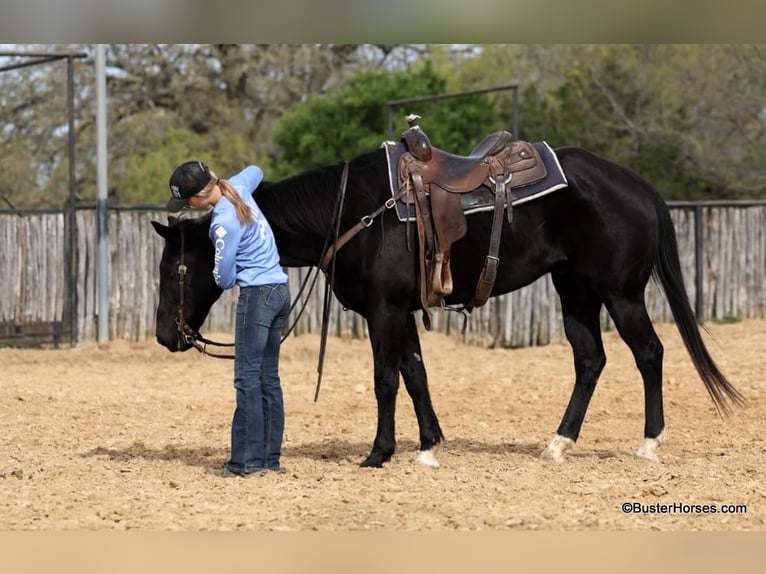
[255,148,386,238]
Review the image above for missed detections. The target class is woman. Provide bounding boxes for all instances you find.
[167,160,290,477]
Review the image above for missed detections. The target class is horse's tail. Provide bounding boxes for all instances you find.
[650,192,746,415]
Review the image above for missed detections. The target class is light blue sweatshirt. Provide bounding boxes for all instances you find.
[209,165,288,289]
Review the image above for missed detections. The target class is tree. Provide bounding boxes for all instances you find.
[92,44,379,204]
[1,44,401,207]
[271,61,503,176]
[459,44,766,199]
[3,45,766,207]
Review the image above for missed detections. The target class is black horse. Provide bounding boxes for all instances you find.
[152,144,744,467]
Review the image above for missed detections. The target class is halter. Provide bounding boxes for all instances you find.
[175,224,236,359]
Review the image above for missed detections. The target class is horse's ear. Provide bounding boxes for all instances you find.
[151,220,173,239]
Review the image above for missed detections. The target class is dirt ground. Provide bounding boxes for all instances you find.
[1,318,764,531]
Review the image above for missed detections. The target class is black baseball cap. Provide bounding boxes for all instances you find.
[167,160,213,211]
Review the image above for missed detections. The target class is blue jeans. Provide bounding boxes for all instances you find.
[226,283,290,474]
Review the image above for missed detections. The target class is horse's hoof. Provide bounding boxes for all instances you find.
[360,451,390,468]
[414,445,441,468]
[540,434,575,463]
[635,448,659,462]
[635,431,665,462]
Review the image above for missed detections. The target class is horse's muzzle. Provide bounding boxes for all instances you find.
[155,333,192,353]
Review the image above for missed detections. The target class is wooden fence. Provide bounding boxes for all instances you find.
[1,203,765,347]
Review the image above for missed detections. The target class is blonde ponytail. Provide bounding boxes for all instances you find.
[217,177,254,226]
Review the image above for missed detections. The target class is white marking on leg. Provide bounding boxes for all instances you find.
[636,430,666,462]
[540,434,575,463]
[414,443,441,468]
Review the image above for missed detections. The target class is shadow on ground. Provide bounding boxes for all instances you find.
[82,437,620,468]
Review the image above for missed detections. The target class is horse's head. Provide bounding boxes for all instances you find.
[151,215,223,352]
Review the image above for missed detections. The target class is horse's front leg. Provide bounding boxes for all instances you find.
[360,303,409,468]
[400,312,444,468]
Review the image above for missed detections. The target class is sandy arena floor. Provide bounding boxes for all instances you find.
[1,318,764,531]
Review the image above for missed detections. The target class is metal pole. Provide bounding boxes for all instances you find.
[386,84,519,141]
[95,45,109,343]
[387,84,519,106]
[386,104,395,142]
[693,204,704,323]
[0,56,62,73]
[66,55,78,346]
[512,85,519,138]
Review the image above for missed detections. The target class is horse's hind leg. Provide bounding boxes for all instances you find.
[400,313,444,468]
[603,292,666,462]
[541,271,606,462]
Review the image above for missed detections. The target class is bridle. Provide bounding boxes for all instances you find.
[175,224,236,359]
[173,215,321,360]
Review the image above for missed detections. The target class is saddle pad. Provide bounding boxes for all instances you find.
[384,140,568,222]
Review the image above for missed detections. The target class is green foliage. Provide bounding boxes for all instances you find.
[122,127,202,204]
[514,54,723,200]
[273,44,764,201]
[119,126,266,205]
[4,45,766,207]
[272,63,503,176]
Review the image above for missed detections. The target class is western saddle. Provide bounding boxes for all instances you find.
[397,115,547,318]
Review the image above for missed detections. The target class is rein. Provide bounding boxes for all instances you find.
[312,162,405,401]
[314,162,349,402]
